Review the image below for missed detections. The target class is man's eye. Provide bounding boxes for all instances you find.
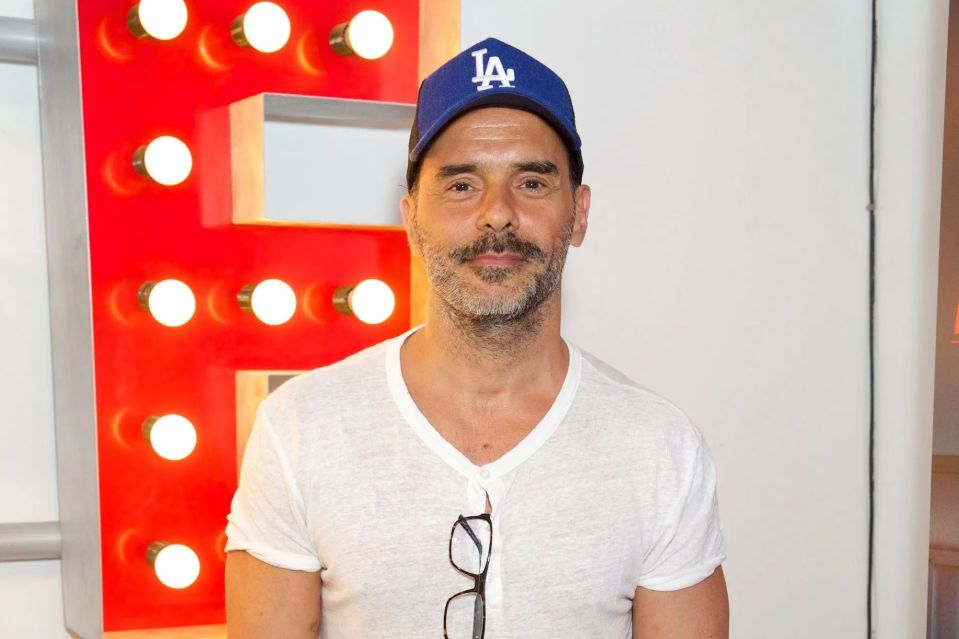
[450,182,472,192]
[522,179,545,189]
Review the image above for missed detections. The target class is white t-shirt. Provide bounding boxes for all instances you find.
[225,329,725,638]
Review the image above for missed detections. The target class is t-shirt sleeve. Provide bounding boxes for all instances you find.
[636,426,726,591]
[225,406,322,572]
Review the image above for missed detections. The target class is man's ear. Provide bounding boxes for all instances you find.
[400,194,422,257]
[570,184,591,247]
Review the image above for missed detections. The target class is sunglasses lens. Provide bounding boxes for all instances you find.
[450,517,491,575]
[445,591,485,639]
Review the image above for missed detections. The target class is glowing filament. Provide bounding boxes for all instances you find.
[333,278,395,324]
[133,136,193,186]
[147,542,200,589]
[238,279,297,325]
[128,0,188,41]
[143,414,197,461]
[232,2,291,53]
[138,279,196,327]
[330,10,394,60]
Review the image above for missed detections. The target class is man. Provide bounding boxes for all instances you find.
[225,38,728,638]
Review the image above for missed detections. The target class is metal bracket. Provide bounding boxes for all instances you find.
[0,521,62,561]
[0,17,37,65]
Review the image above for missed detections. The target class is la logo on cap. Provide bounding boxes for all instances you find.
[471,48,515,91]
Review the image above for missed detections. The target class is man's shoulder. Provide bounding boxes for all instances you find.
[576,347,679,409]
[573,346,703,444]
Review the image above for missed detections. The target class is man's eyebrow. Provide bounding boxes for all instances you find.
[512,160,559,175]
[433,160,560,179]
[435,163,478,178]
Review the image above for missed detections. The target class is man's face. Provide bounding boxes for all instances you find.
[401,107,590,322]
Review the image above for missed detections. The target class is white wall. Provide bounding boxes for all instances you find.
[463,0,940,637]
[873,0,946,635]
[0,0,944,637]
[0,0,71,637]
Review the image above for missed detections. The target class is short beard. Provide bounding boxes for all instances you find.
[411,212,575,354]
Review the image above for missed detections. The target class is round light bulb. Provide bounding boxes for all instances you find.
[349,279,395,324]
[233,2,291,53]
[133,136,192,186]
[129,0,188,40]
[148,542,200,589]
[346,10,393,60]
[139,279,196,327]
[143,414,197,461]
[238,279,297,325]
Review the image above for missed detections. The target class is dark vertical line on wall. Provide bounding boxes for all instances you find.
[867,0,878,636]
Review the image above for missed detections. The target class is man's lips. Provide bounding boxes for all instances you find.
[468,252,526,267]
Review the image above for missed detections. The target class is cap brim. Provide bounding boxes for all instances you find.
[409,89,582,162]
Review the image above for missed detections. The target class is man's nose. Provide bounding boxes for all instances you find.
[476,182,519,233]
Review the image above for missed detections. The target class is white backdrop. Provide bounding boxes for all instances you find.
[462,0,942,638]
[0,0,944,637]
[872,0,945,635]
[0,0,70,635]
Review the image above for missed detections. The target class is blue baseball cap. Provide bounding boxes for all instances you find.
[407,37,583,189]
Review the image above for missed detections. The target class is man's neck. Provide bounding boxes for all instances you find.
[403,291,569,398]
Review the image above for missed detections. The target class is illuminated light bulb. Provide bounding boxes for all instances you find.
[132,136,192,186]
[147,542,200,589]
[142,414,197,461]
[127,0,188,41]
[237,279,297,325]
[138,279,196,327]
[332,278,395,324]
[231,2,291,53]
[329,10,394,60]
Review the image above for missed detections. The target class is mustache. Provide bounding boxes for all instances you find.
[449,233,547,265]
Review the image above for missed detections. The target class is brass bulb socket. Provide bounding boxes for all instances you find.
[332,285,355,316]
[131,145,152,179]
[141,416,159,442]
[329,22,352,56]
[231,14,250,47]
[137,282,157,310]
[146,541,168,566]
[237,283,256,313]
[127,5,149,39]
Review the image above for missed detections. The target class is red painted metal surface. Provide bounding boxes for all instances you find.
[76,0,419,630]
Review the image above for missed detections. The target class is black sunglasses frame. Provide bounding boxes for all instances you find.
[443,513,493,639]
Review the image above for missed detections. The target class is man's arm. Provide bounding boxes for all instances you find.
[632,566,728,639]
[225,550,322,639]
